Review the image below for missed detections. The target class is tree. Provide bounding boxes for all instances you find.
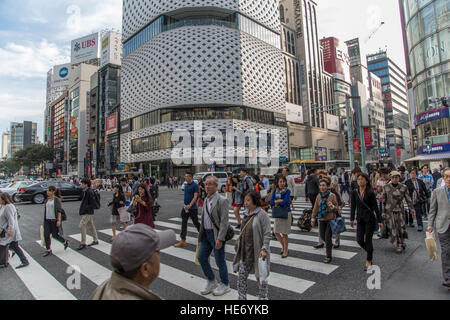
[13,144,53,168]
[0,159,21,176]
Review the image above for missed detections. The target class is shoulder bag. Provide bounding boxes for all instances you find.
[205,201,234,242]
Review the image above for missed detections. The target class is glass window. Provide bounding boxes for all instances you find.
[426,76,443,102]
[408,0,419,17]
[435,0,449,29]
[424,34,440,69]
[409,15,423,47]
[413,41,426,74]
[421,3,437,37]
[418,0,432,10]
[439,29,450,62]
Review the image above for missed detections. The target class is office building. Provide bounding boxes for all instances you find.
[2,131,10,160]
[9,121,37,157]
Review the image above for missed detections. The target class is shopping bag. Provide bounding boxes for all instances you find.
[40,225,45,248]
[425,231,439,261]
[194,243,201,266]
[260,189,268,198]
[258,258,269,283]
[118,207,131,223]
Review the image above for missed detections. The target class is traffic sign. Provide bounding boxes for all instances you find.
[118,162,125,168]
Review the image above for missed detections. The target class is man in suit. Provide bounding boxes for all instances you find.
[428,167,450,289]
[338,168,350,199]
[197,176,231,297]
[405,167,430,231]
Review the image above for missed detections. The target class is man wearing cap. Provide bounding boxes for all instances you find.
[91,224,176,300]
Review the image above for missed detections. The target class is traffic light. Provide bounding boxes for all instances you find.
[425,140,432,151]
[442,97,449,108]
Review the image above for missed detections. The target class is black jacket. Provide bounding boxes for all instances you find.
[405,179,430,204]
[80,188,95,215]
[350,189,381,223]
[338,172,349,186]
[109,193,125,216]
[305,175,320,197]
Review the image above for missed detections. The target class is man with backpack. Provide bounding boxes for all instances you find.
[240,169,254,196]
[77,178,100,251]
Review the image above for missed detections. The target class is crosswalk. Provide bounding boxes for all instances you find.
[5,199,363,300]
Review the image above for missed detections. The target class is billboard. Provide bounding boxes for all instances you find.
[100,32,122,68]
[363,128,373,147]
[71,32,101,65]
[51,63,71,88]
[286,103,304,124]
[321,37,351,83]
[327,114,340,131]
[106,113,118,135]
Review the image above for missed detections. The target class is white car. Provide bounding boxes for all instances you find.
[0,181,34,202]
[181,172,229,193]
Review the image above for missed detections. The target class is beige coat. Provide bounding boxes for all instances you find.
[312,192,338,221]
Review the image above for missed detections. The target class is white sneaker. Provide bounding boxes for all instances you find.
[200,280,218,295]
[213,283,231,296]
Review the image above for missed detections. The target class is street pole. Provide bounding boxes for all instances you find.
[345,99,355,171]
[355,96,367,172]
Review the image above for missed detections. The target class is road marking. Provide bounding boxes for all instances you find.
[69,233,255,300]
[152,222,339,274]
[10,250,77,300]
[34,240,111,286]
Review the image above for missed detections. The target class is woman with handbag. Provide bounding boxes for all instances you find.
[270,176,292,258]
[350,173,383,270]
[231,175,244,228]
[311,179,338,263]
[330,179,344,248]
[42,187,69,257]
[107,185,127,242]
[233,191,272,300]
[0,193,29,269]
[133,184,155,229]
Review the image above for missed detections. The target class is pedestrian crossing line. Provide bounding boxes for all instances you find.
[98,230,316,295]
[167,220,357,260]
[34,240,111,286]
[153,222,339,275]
[69,233,256,300]
[9,250,77,300]
[160,219,360,248]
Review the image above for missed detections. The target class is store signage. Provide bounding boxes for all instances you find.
[286,103,303,124]
[415,107,449,126]
[327,114,340,131]
[363,128,372,147]
[315,147,327,161]
[417,142,450,155]
[293,0,303,38]
[397,146,402,158]
[51,63,71,88]
[71,32,101,65]
[106,113,118,135]
[120,119,131,134]
[353,139,360,151]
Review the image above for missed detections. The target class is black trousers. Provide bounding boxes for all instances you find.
[319,220,332,259]
[308,194,318,208]
[44,219,66,250]
[9,241,28,264]
[0,244,7,265]
[180,208,200,241]
[357,219,375,262]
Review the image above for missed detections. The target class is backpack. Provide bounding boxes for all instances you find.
[93,189,101,210]
[243,176,252,194]
[297,209,312,232]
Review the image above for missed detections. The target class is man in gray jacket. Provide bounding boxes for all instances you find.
[197,176,231,297]
[428,167,450,289]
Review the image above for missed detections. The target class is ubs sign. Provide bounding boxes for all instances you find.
[71,32,101,65]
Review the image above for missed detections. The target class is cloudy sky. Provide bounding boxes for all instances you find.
[0,0,406,141]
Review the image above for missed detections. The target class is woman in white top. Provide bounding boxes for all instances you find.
[43,186,69,257]
[0,193,29,269]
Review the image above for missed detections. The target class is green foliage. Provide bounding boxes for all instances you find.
[12,144,53,168]
[0,159,21,175]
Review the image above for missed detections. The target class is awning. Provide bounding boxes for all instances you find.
[404,152,450,162]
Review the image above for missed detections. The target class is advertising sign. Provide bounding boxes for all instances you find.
[353,139,360,152]
[417,142,450,155]
[320,37,351,83]
[100,32,122,68]
[106,113,118,135]
[327,114,340,131]
[334,79,351,95]
[396,146,402,159]
[315,147,327,161]
[415,107,449,126]
[286,102,304,124]
[51,63,71,88]
[71,32,101,65]
[363,128,373,147]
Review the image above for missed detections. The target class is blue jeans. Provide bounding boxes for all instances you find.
[198,230,229,285]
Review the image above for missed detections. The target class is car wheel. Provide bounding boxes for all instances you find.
[33,194,46,204]
[13,194,21,203]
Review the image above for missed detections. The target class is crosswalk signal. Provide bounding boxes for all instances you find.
[426,140,432,151]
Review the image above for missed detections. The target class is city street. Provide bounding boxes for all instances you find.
[1,187,448,300]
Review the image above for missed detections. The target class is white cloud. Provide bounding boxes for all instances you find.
[0,40,70,78]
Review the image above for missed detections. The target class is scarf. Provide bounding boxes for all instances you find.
[318,191,331,219]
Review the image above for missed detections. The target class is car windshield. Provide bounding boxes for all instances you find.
[0,183,11,188]
[193,174,204,181]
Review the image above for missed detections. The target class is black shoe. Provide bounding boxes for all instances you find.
[43,251,52,257]
[333,243,340,249]
[442,280,450,288]
[236,224,241,229]
[0,263,9,269]
[16,262,29,269]
[64,240,70,250]
[76,244,87,251]
[88,241,99,247]
[314,243,325,249]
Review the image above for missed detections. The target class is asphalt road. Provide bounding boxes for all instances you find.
[1,187,449,300]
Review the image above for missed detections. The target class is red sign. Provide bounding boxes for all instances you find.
[320,37,351,83]
[106,113,118,135]
[363,128,372,147]
[353,139,360,151]
[397,146,401,158]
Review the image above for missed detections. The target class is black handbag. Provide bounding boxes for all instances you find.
[272,206,289,219]
[0,229,5,238]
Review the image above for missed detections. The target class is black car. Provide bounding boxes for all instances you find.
[18,182,83,204]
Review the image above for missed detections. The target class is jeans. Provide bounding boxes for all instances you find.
[339,185,348,197]
[414,203,424,227]
[44,219,67,250]
[9,241,29,264]
[198,230,229,285]
[180,208,200,241]
[357,219,375,262]
[319,220,332,259]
